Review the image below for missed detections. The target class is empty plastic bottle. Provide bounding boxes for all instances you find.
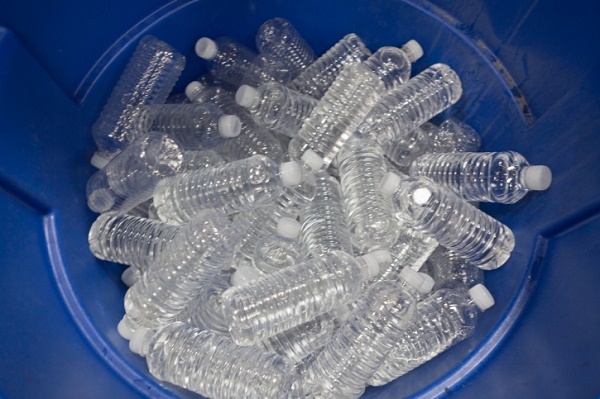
[118,210,240,337]
[195,36,291,87]
[300,172,354,258]
[253,217,304,274]
[183,149,225,170]
[91,36,185,162]
[235,83,317,137]
[185,81,284,162]
[175,275,231,334]
[356,64,463,146]
[289,33,372,100]
[287,44,421,170]
[430,118,482,154]
[409,151,552,204]
[256,17,315,77]
[153,155,302,225]
[383,174,515,270]
[86,132,185,213]
[424,246,484,290]
[129,323,297,399]
[338,138,400,251]
[370,284,494,386]
[88,212,180,270]
[304,280,416,399]
[221,250,383,345]
[131,103,241,149]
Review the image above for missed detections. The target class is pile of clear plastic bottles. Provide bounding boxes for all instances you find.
[86,18,552,399]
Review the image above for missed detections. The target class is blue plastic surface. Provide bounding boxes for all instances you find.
[0,1,599,398]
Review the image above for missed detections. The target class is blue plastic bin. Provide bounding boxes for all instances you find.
[0,0,599,398]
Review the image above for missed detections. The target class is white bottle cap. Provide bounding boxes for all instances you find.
[231,265,260,286]
[276,217,302,239]
[235,85,259,108]
[469,284,495,311]
[359,252,381,279]
[402,40,424,62]
[129,326,152,356]
[121,267,138,287]
[279,161,303,187]
[399,266,425,291]
[418,272,435,294]
[379,171,402,197]
[90,152,110,169]
[195,37,218,60]
[412,187,433,205]
[117,315,135,340]
[185,81,203,101]
[218,115,241,138]
[522,165,552,191]
[301,149,324,171]
[369,249,393,265]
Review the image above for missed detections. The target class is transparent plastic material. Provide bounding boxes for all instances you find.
[388,176,515,270]
[91,36,185,156]
[256,17,315,76]
[356,64,463,146]
[431,118,482,154]
[183,149,225,170]
[409,151,552,204]
[120,210,240,334]
[86,132,185,213]
[131,323,296,399]
[424,246,484,290]
[131,103,240,149]
[153,155,299,225]
[305,280,416,399]
[221,250,380,345]
[253,223,304,274]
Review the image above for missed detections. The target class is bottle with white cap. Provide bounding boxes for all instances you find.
[409,151,552,204]
[129,323,298,399]
[195,36,291,87]
[185,81,284,162]
[152,155,302,225]
[88,212,180,271]
[253,217,304,274]
[235,83,317,137]
[287,43,423,170]
[304,279,416,399]
[256,17,315,77]
[118,210,240,339]
[86,132,185,214]
[369,284,495,386]
[91,36,185,162]
[300,172,354,258]
[383,174,515,270]
[131,103,241,149]
[289,33,372,100]
[356,64,463,147]
[221,249,384,345]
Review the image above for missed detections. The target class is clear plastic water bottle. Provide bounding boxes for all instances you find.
[424,246,484,290]
[118,210,240,337]
[304,280,416,399]
[300,172,354,258]
[221,250,382,345]
[409,151,552,204]
[185,81,284,162]
[369,284,494,386]
[382,174,515,270]
[88,212,180,270]
[183,149,225,170]
[256,17,315,77]
[430,118,482,154]
[86,132,185,213]
[289,33,372,100]
[174,274,232,334]
[131,103,241,149]
[120,266,142,287]
[338,138,400,251]
[129,323,297,399]
[195,36,291,87]
[153,155,302,225]
[356,64,463,146]
[91,36,185,162]
[253,217,304,274]
[235,83,317,137]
